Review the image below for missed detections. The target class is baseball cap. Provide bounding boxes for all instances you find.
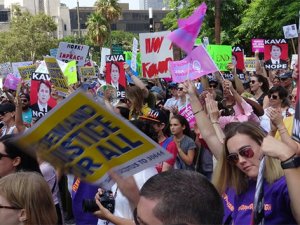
[0,103,16,113]
[279,71,292,79]
[168,82,178,89]
[139,109,168,124]
[151,86,165,97]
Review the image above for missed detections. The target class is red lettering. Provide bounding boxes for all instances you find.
[145,37,164,54]
[142,57,172,78]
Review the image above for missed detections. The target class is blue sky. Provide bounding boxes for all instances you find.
[60,0,139,9]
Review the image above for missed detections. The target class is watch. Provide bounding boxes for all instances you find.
[281,155,300,169]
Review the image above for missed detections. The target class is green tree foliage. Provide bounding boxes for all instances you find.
[0,6,57,62]
[105,30,138,51]
[95,0,122,23]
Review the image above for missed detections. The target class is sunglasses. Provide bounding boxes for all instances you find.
[268,94,279,100]
[279,77,289,81]
[0,111,9,116]
[289,95,297,101]
[0,204,22,210]
[250,80,256,84]
[0,152,10,160]
[226,146,254,164]
[177,87,184,91]
[21,99,28,103]
[209,84,218,88]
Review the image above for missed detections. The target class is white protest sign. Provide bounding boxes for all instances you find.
[291,54,298,69]
[131,38,139,72]
[139,31,173,78]
[100,47,111,74]
[56,42,89,66]
[12,61,33,78]
[283,24,298,39]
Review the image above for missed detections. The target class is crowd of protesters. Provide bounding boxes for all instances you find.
[0,44,299,225]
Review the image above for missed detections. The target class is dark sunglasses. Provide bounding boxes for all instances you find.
[268,94,279,100]
[226,146,254,164]
[289,95,297,101]
[0,111,9,116]
[250,80,256,84]
[21,99,28,102]
[209,84,218,88]
[0,204,22,210]
[177,87,184,91]
[279,77,289,81]
[0,152,10,160]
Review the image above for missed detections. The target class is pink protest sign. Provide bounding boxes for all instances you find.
[4,73,21,90]
[178,104,196,128]
[251,39,264,53]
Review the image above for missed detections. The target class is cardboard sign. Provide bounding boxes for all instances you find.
[15,91,171,188]
[124,51,142,76]
[245,57,256,72]
[56,42,89,66]
[100,47,111,74]
[251,39,264,53]
[63,60,78,85]
[105,54,126,99]
[264,39,288,70]
[30,72,56,118]
[12,61,33,78]
[139,31,173,78]
[206,45,232,71]
[291,54,298,70]
[18,65,37,82]
[131,38,139,72]
[178,104,196,128]
[50,48,58,57]
[44,57,69,96]
[0,62,12,77]
[4,73,21,90]
[80,67,96,78]
[283,24,298,39]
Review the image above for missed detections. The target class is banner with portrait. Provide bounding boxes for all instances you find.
[232,46,247,83]
[105,54,126,99]
[264,39,288,70]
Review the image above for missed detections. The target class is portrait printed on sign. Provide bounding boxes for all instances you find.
[232,47,247,83]
[30,72,57,118]
[105,54,126,98]
[283,24,298,39]
[264,39,288,70]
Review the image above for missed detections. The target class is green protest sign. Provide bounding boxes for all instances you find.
[206,45,232,71]
[64,60,77,85]
[124,51,142,76]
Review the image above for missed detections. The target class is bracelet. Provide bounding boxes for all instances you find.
[281,153,296,164]
[193,109,203,115]
[278,127,287,133]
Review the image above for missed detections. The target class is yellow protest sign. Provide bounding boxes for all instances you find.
[80,66,96,78]
[44,57,69,96]
[16,91,170,188]
[245,57,256,72]
[18,64,36,81]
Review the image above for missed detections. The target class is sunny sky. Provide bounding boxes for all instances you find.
[60,0,140,9]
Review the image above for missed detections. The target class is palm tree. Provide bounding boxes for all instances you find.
[95,0,122,23]
[86,11,110,48]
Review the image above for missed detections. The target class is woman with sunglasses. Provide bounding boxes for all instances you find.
[212,122,300,224]
[249,74,269,108]
[0,103,18,137]
[0,171,57,225]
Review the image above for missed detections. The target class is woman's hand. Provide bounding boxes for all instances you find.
[183,80,198,97]
[266,107,283,127]
[205,93,219,123]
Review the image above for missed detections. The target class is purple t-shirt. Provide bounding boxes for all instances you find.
[222,176,296,225]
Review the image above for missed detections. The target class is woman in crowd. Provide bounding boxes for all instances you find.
[0,103,18,137]
[170,114,196,170]
[0,172,57,225]
[249,74,269,108]
[0,134,41,178]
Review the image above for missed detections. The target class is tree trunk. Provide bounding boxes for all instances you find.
[215,0,221,44]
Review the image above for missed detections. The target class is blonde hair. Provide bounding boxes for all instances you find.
[212,122,284,195]
[0,172,57,225]
[126,86,146,116]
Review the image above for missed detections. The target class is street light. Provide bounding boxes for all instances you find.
[149,7,154,32]
[77,0,81,40]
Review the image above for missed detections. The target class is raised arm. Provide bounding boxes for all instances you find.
[183,80,223,160]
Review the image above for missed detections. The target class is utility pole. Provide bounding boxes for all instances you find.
[215,0,221,44]
[77,0,81,40]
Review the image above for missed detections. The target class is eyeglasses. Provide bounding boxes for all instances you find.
[226,146,254,164]
[289,95,297,101]
[177,87,184,91]
[0,111,9,116]
[21,99,28,103]
[0,204,21,210]
[209,84,218,88]
[0,152,10,160]
[268,94,279,100]
[250,80,256,84]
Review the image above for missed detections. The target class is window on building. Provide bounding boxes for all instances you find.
[64,24,67,31]
[0,11,9,22]
[111,24,117,30]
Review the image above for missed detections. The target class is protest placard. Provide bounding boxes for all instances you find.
[4,73,21,90]
[245,57,256,72]
[56,42,89,66]
[16,90,171,188]
[283,24,298,39]
[63,60,78,85]
[178,104,196,128]
[251,39,264,53]
[12,61,33,78]
[0,62,12,77]
[291,54,298,70]
[50,48,58,57]
[169,44,218,83]
[30,72,56,118]
[131,38,138,72]
[139,31,173,78]
[264,39,288,70]
[80,66,96,78]
[18,64,37,82]
[206,44,231,71]
[232,46,247,83]
[100,47,111,75]
[44,57,69,96]
[105,54,126,98]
